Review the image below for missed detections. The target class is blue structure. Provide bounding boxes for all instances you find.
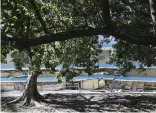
[1,74,156,83]
[1,63,156,71]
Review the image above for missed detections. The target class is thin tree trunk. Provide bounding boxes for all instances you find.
[149,0,156,36]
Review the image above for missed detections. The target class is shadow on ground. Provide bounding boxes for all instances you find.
[1,93,156,112]
[43,93,156,112]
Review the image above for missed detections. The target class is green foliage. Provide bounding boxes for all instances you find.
[110,40,156,74]
[1,0,102,80]
[1,0,100,40]
[3,36,101,82]
[1,0,156,79]
[110,52,134,75]
[1,0,155,43]
[42,36,102,82]
[11,50,29,71]
[110,0,152,37]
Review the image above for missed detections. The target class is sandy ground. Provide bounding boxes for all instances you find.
[1,90,156,97]
[1,92,156,112]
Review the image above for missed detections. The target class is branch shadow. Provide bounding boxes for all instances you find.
[42,93,156,112]
[2,93,156,112]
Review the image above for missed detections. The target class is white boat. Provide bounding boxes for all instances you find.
[13,75,28,78]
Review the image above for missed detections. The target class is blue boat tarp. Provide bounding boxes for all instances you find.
[1,75,156,83]
[1,63,156,71]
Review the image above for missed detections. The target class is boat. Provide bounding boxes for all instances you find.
[13,75,28,78]
[114,71,123,76]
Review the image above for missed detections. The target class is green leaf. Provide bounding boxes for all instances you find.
[13,16,17,19]
[10,23,14,26]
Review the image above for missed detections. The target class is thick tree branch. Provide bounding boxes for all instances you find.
[97,0,112,30]
[102,0,112,29]
[29,0,48,34]
[94,0,112,29]
[26,27,110,47]
[112,32,156,45]
[2,27,156,48]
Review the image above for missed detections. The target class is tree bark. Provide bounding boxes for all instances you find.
[24,73,43,102]
[149,0,156,36]
[6,49,44,106]
[2,26,156,47]
[7,73,43,106]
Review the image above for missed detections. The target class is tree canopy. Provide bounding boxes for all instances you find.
[1,0,156,50]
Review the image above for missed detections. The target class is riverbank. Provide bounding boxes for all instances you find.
[1,92,156,112]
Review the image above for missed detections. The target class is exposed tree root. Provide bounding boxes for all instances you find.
[2,71,55,107]
[3,81,44,106]
[3,93,47,107]
[4,88,53,107]
[7,95,24,105]
[20,100,30,107]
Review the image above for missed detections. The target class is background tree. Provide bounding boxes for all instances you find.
[108,0,156,74]
[110,40,156,74]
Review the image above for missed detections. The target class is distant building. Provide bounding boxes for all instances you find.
[98,47,113,63]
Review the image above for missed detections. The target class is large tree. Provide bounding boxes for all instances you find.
[1,0,102,106]
[3,36,101,106]
[1,0,156,47]
[1,0,156,106]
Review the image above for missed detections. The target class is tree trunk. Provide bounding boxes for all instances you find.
[7,73,44,106]
[23,73,43,104]
[149,0,156,36]
[21,48,43,104]
[6,49,44,106]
